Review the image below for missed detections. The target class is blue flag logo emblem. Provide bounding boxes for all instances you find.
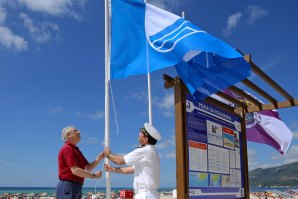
[147,20,206,53]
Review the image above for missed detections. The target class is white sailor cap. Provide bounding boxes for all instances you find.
[141,123,161,141]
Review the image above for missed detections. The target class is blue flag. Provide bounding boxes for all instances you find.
[111,0,251,99]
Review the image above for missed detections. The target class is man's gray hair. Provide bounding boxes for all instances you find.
[62,126,75,142]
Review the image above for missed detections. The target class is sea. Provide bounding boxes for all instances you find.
[0,187,175,195]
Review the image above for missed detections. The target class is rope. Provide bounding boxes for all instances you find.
[109,81,119,135]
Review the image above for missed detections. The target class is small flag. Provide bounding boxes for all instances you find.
[223,89,293,154]
[111,0,250,99]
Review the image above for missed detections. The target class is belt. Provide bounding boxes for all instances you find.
[135,188,157,194]
[59,179,83,185]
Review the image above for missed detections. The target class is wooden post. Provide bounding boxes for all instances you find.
[174,77,188,199]
[241,110,250,199]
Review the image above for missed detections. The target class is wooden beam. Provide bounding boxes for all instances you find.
[236,99,298,113]
[241,79,278,104]
[237,50,296,102]
[250,62,294,101]
[163,74,174,89]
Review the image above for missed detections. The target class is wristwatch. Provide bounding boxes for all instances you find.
[91,173,96,178]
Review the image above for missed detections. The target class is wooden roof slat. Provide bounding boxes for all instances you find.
[241,79,278,104]
[250,62,294,101]
[238,50,294,102]
[236,99,298,113]
[164,74,297,116]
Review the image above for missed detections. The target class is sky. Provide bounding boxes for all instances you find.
[0,0,298,188]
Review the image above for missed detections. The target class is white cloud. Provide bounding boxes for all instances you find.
[126,91,148,102]
[76,111,104,120]
[247,149,258,169]
[159,151,176,160]
[222,12,243,36]
[18,0,86,19]
[158,93,174,110]
[0,26,28,51]
[19,12,60,43]
[271,145,298,164]
[222,5,268,36]
[165,152,176,159]
[48,106,63,114]
[293,130,298,138]
[0,4,6,24]
[86,111,104,120]
[83,137,101,145]
[0,0,86,52]
[246,5,269,24]
[156,134,176,159]
[156,134,175,150]
[156,93,174,117]
[247,148,283,170]
[48,107,104,120]
[245,145,298,171]
[248,148,256,158]
[248,145,298,170]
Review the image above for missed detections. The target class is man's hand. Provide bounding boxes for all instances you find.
[93,171,102,178]
[96,152,105,162]
[104,147,111,157]
[104,163,114,172]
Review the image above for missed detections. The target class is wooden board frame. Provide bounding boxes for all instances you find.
[168,75,249,198]
[163,59,298,198]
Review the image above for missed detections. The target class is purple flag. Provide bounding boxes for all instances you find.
[222,89,292,154]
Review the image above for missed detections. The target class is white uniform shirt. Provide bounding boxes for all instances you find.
[124,145,160,191]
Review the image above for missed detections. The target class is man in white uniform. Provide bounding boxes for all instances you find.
[104,123,161,199]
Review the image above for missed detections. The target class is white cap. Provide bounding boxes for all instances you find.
[144,123,161,141]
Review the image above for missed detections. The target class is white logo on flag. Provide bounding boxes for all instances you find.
[145,3,206,53]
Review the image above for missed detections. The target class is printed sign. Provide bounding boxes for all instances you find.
[186,94,245,198]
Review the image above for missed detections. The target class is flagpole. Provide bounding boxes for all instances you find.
[147,66,153,125]
[144,0,153,125]
[104,0,111,198]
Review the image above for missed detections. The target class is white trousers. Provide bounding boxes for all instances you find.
[134,190,160,199]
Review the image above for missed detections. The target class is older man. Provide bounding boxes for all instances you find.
[56,126,104,199]
[104,123,161,199]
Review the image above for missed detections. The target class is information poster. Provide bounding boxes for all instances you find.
[186,94,245,198]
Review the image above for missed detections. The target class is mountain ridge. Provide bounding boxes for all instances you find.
[249,161,298,187]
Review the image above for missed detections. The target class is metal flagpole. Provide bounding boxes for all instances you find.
[147,66,153,125]
[104,0,111,198]
[145,0,153,125]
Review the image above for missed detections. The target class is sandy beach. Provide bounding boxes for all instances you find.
[1,190,298,198]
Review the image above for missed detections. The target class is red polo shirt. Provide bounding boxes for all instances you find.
[58,142,89,183]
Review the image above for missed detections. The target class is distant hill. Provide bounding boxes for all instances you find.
[249,161,298,187]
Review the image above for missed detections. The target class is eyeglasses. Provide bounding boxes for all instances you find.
[69,129,80,134]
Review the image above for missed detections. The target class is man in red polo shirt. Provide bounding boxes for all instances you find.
[56,126,104,199]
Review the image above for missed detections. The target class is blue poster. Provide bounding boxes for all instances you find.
[186,94,245,198]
